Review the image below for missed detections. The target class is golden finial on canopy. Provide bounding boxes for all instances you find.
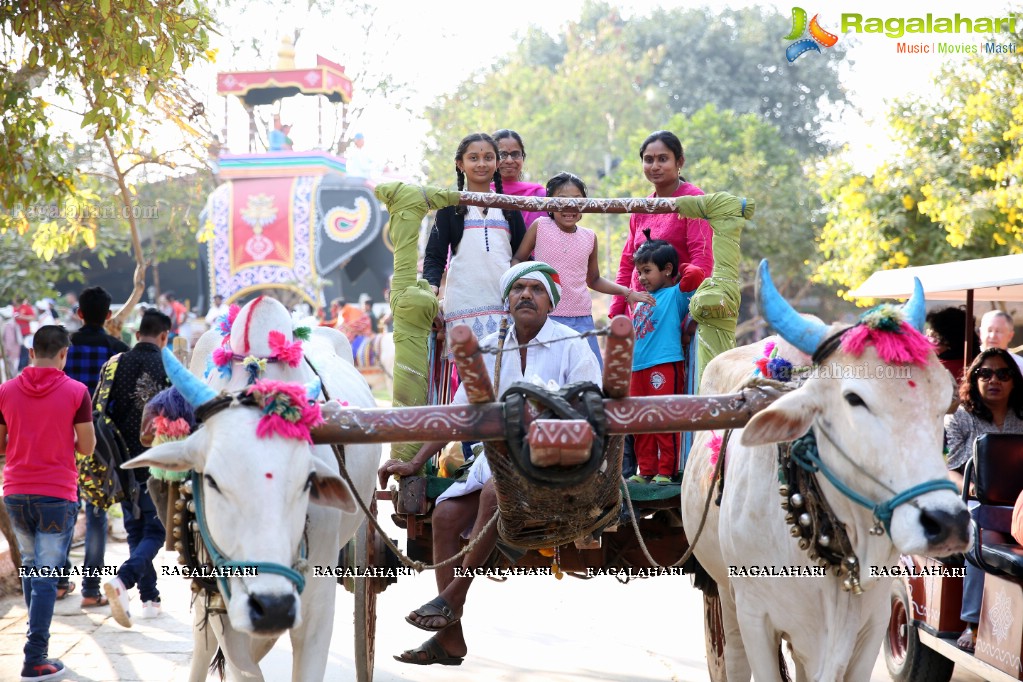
[276,36,296,70]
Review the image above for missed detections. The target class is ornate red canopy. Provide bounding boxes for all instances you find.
[217,56,353,106]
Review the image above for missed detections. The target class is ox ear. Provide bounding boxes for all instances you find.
[122,432,205,472]
[309,458,357,513]
[740,390,819,447]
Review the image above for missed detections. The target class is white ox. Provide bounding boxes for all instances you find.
[682,262,971,682]
[126,296,380,681]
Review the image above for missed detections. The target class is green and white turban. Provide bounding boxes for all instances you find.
[500,261,562,308]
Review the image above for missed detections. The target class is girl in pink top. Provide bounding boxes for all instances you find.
[513,173,653,365]
[610,130,713,319]
[492,129,547,227]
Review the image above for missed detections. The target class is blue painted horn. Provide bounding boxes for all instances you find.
[162,347,218,408]
[902,277,926,332]
[756,259,828,356]
[305,377,322,402]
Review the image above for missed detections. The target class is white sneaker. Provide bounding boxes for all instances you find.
[103,577,132,628]
[139,600,162,619]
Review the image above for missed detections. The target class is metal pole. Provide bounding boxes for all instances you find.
[965,289,975,365]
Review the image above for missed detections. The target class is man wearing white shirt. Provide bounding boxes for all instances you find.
[344,132,378,179]
[979,310,1023,372]
[379,261,601,666]
[204,295,229,327]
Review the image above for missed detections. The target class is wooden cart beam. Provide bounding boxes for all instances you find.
[458,191,679,214]
[312,386,784,446]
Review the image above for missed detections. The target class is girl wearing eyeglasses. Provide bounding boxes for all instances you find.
[944,347,1023,653]
[491,129,547,228]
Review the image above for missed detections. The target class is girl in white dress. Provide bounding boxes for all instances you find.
[423,133,527,346]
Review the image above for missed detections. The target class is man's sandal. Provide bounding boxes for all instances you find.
[393,636,464,666]
[405,596,460,632]
[56,582,76,600]
[81,595,109,608]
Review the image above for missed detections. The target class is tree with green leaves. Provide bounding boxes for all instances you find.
[421,1,849,182]
[621,3,849,156]
[0,1,213,320]
[814,48,1023,297]
[422,13,660,189]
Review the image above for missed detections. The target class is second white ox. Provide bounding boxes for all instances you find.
[682,262,971,682]
[126,296,380,681]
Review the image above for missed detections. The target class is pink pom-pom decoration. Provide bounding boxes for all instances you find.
[763,341,776,356]
[152,416,192,439]
[840,322,932,367]
[268,330,304,367]
[212,344,233,367]
[707,431,723,471]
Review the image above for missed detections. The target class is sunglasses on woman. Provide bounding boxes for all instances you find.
[975,367,1014,381]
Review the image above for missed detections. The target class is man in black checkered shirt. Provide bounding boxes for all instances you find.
[61,286,129,608]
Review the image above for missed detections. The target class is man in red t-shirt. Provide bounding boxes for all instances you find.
[14,299,35,372]
[0,325,95,680]
[14,298,35,337]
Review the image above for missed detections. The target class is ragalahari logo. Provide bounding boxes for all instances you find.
[784,7,839,62]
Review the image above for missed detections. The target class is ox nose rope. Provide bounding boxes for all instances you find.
[190,470,308,600]
[806,423,959,536]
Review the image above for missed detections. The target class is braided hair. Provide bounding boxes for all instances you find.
[454,132,502,216]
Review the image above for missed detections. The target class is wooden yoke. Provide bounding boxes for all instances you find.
[313,389,783,444]
[527,316,633,467]
[312,322,785,447]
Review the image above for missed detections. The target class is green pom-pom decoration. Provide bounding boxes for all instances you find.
[859,305,904,332]
[292,326,311,341]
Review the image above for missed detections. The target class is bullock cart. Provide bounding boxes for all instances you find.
[310,186,756,681]
[314,318,784,682]
[852,256,1023,681]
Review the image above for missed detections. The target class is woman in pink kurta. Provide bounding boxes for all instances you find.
[609,131,713,319]
[491,129,547,228]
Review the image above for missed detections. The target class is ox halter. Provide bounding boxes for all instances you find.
[190,389,312,601]
[189,462,309,601]
[773,327,958,594]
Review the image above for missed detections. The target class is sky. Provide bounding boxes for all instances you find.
[205,0,1021,176]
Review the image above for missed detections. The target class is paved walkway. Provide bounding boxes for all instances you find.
[0,536,198,681]
[0,501,990,682]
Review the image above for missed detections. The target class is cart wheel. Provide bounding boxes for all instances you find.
[353,514,377,682]
[703,591,727,682]
[885,578,954,682]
